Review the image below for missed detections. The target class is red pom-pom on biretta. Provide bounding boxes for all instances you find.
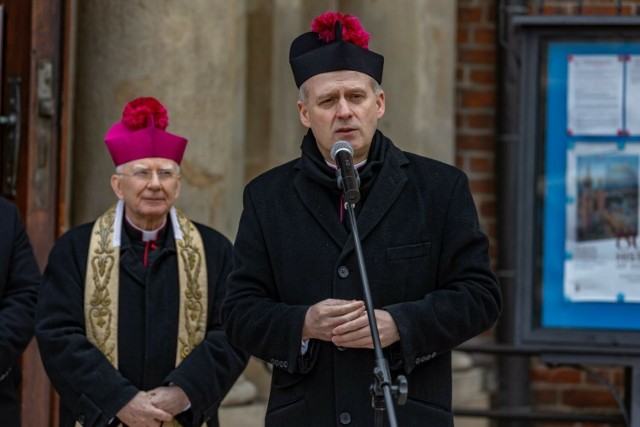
[121,97,169,130]
[311,11,370,49]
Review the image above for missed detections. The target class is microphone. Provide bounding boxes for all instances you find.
[330,141,361,204]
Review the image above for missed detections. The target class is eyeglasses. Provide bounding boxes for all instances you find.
[118,169,179,182]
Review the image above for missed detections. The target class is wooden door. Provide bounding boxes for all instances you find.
[1,0,68,425]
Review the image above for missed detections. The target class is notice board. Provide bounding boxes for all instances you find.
[514,17,640,353]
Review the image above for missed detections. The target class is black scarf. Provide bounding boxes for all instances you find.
[298,129,387,202]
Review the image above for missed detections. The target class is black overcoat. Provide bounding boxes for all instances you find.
[222,132,502,426]
[0,197,41,427]
[35,216,248,427]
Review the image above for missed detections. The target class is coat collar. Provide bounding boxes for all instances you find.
[294,131,409,251]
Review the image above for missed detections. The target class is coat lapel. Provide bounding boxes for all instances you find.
[345,147,408,251]
[294,163,349,247]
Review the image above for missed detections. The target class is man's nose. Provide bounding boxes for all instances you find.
[336,98,352,118]
[147,172,162,186]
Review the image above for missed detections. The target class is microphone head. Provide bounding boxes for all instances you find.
[330,140,354,160]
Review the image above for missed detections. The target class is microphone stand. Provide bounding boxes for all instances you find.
[344,201,408,427]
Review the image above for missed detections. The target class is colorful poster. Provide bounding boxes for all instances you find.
[565,142,640,302]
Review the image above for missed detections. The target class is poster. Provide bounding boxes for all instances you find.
[567,55,624,136]
[625,55,640,134]
[565,142,640,302]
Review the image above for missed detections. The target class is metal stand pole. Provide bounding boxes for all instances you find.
[345,202,407,427]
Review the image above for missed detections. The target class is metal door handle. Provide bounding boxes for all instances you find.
[1,77,21,197]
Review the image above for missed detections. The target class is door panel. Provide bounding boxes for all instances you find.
[1,0,66,425]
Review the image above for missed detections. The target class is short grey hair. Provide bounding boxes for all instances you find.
[298,76,383,104]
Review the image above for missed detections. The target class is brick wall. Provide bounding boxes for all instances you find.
[456,0,497,259]
[531,363,625,424]
[455,1,636,426]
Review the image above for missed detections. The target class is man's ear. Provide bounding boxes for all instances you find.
[297,100,311,128]
[376,91,386,119]
[111,174,124,200]
[174,175,182,199]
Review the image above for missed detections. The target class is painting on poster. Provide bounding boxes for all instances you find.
[565,142,640,302]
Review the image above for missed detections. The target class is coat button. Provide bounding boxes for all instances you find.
[339,412,352,424]
[337,266,349,278]
[77,414,86,425]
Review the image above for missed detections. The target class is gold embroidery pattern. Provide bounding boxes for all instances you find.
[82,206,208,427]
[176,210,207,361]
[86,205,117,364]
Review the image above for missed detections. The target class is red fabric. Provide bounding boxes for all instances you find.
[122,97,169,130]
[311,11,370,49]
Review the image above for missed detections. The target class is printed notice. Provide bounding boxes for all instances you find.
[565,142,640,302]
[567,55,624,136]
[626,55,640,135]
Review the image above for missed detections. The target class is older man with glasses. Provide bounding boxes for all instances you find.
[35,97,248,427]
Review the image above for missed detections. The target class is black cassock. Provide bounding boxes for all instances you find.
[0,198,41,427]
[36,217,248,427]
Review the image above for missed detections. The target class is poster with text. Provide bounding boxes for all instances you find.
[565,142,640,302]
[625,55,640,134]
[567,55,624,136]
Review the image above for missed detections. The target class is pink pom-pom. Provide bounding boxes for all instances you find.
[311,11,370,49]
[121,97,169,130]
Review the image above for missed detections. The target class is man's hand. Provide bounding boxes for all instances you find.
[116,391,173,427]
[331,309,400,349]
[148,385,191,417]
[302,299,365,342]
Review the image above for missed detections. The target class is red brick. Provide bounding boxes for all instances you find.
[469,68,495,85]
[458,7,484,24]
[458,47,496,65]
[469,178,495,194]
[457,134,495,151]
[584,367,620,385]
[457,27,469,44]
[539,5,572,15]
[460,89,496,109]
[531,365,583,384]
[473,28,496,45]
[562,389,619,408]
[532,388,559,406]
[467,113,495,129]
[488,242,498,260]
[581,5,622,15]
[485,223,497,240]
[456,66,465,82]
[612,369,625,388]
[486,3,496,22]
[480,199,496,217]
[469,155,492,173]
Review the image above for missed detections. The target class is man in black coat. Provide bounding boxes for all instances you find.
[0,197,41,427]
[35,97,248,427]
[222,11,502,427]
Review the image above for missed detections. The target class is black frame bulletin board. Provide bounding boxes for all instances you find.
[513,16,640,356]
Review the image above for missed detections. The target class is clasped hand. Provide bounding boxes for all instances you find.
[302,298,400,349]
[115,385,189,427]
